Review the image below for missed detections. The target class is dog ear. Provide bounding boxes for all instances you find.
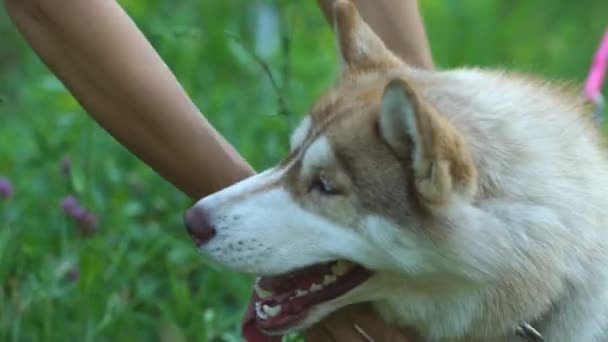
[332,0,401,70]
[379,78,477,205]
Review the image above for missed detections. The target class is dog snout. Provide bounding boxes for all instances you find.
[184,206,216,246]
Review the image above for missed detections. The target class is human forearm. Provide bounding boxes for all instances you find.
[317,0,434,69]
[5,0,254,199]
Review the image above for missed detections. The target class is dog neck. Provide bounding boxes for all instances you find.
[373,283,551,341]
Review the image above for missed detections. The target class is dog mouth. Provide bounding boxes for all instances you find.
[249,260,373,334]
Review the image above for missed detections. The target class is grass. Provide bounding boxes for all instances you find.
[0,146,254,341]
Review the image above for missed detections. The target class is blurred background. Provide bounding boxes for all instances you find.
[1,0,607,341]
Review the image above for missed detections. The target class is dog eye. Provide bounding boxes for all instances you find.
[310,176,340,195]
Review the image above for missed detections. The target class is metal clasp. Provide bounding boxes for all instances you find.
[515,322,544,341]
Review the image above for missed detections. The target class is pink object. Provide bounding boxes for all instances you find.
[585,30,608,100]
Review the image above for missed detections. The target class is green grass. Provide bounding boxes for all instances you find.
[1,0,607,341]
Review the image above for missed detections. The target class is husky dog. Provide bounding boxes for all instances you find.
[184,1,608,340]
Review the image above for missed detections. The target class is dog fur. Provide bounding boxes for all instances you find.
[189,1,608,340]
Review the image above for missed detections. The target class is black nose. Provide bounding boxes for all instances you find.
[184,206,216,246]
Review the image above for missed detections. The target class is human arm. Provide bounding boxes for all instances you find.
[4,0,254,199]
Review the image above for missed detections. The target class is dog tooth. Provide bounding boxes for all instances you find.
[332,260,351,276]
[331,265,339,275]
[263,304,282,317]
[256,302,269,320]
[295,289,308,297]
[310,283,323,292]
[323,274,337,285]
[254,283,273,299]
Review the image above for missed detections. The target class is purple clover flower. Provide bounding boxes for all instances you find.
[61,194,99,235]
[0,177,13,199]
[72,206,87,220]
[62,195,80,216]
[78,212,98,235]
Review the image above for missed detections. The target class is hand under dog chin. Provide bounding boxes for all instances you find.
[302,302,418,342]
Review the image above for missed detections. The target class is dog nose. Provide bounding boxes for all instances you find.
[184,206,216,246]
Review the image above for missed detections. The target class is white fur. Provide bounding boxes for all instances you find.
[379,81,421,163]
[192,166,380,276]
[289,116,311,152]
[380,83,418,145]
[300,136,333,180]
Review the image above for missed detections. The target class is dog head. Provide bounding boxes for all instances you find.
[185,0,478,334]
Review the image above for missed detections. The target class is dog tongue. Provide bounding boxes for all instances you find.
[242,290,283,342]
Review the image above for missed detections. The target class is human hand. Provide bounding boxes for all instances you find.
[303,303,416,342]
